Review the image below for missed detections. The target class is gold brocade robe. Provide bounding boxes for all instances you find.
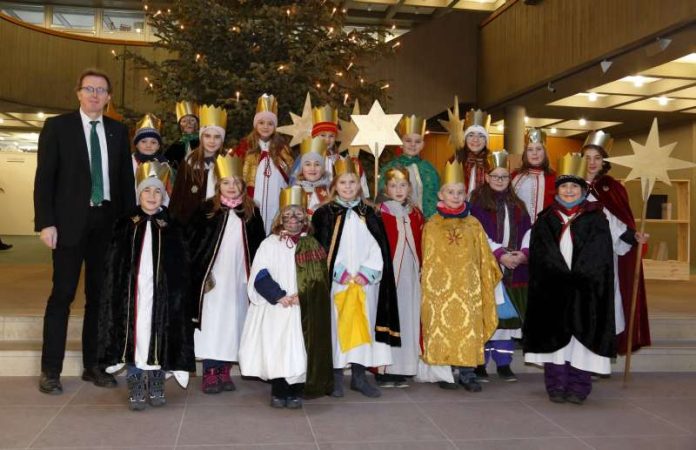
[242,147,294,188]
[420,214,501,367]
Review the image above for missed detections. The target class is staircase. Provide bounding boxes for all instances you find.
[1,311,695,376]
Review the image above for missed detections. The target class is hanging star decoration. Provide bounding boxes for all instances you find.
[277,92,313,147]
[606,118,696,201]
[438,95,465,149]
[350,100,402,159]
[336,99,369,156]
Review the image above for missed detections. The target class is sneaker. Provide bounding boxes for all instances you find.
[460,378,482,393]
[393,380,410,389]
[0,242,12,251]
[202,368,222,394]
[270,396,286,408]
[473,365,489,383]
[565,393,585,405]
[376,373,395,388]
[548,391,566,403]
[286,396,303,409]
[148,370,166,407]
[127,372,147,411]
[219,363,236,391]
[438,381,459,390]
[496,365,518,382]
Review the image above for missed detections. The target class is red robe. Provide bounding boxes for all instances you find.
[380,204,424,267]
[589,175,651,354]
[511,169,557,212]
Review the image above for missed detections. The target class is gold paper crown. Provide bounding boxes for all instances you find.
[256,94,278,115]
[487,149,509,171]
[557,153,587,180]
[279,186,307,209]
[135,113,162,133]
[525,128,546,146]
[214,154,243,180]
[300,136,328,158]
[199,105,228,130]
[175,101,199,122]
[333,157,359,178]
[464,109,491,131]
[442,160,466,185]
[104,101,123,122]
[583,130,613,153]
[312,105,338,125]
[135,161,171,187]
[399,114,426,136]
[384,166,410,184]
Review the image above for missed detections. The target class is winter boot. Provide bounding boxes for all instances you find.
[331,369,345,398]
[148,370,166,407]
[127,371,147,411]
[350,364,381,398]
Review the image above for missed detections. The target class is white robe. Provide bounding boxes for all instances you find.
[239,236,307,384]
[194,211,248,362]
[382,202,420,376]
[254,145,288,235]
[512,170,547,223]
[331,210,391,368]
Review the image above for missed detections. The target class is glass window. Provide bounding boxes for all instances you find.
[103,9,145,34]
[51,6,95,32]
[0,3,44,25]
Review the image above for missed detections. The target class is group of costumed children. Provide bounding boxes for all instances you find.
[96,96,650,411]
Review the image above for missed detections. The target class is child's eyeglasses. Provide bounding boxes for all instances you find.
[489,175,510,182]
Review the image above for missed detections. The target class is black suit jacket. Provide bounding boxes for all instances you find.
[34,110,135,247]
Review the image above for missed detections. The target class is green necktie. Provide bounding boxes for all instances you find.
[89,121,104,205]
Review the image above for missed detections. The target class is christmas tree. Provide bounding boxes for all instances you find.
[129,0,394,143]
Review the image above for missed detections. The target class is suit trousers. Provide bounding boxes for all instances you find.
[41,203,114,375]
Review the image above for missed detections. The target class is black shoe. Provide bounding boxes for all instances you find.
[286,396,303,409]
[460,378,482,392]
[39,373,62,395]
[565,393,585,405]
[270,396,286,408]
[0,242,12,251]
[438,381,459,390]
[82,367,117,388]
[473,365,489,383]
[496,365,518,382]
[548,391,566,403]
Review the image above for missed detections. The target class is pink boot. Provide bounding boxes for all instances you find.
[219,363,236,392]
[202,368,222,394]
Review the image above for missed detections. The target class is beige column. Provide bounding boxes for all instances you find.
[504,105,526,155]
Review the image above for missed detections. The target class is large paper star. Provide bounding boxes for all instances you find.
[606,118,695,201]
[350,100,402,159]
[277,92,312,147]
[336,100,369,156]
[438,95,465,150]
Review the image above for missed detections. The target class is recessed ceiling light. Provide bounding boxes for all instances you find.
[550,127,557,134]
[37,112,45,119]
[588,93,598,102]
[524,116,529,124]
[497,123,504,131]
[620,75,660,87]
[578,118,587,126]
[657,96,670,106]
[675,53,696,64]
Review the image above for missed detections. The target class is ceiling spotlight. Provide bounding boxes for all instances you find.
[632,76,646,87]
[37,112,45,118]
[524,116,529,124]
[0,118,5,124]
[578,118,587,126]
[600,59,613,74]
[550,127,557,134]
[588,92,598,102]
[497,123,504,131]
[658,96,669,106]
[547,82,556,93]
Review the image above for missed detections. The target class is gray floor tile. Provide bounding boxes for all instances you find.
[453,437,590,450]
[0,376,80,406]
[30,405,184,448]
[318,441,457,450]
[68,378,187,406]
[581,435,696,450]
[630,398,696,433]
[185,377,270,406]
[0,406,59,449]
[177,404,314,446]
[176,445,317,450]
[306,402,445,443]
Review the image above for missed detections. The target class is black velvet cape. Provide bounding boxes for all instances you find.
[97,207,195,372]
[165,138,199,173]
[523,201,617,358]
[187,200,265,328]
[311,200,401,347]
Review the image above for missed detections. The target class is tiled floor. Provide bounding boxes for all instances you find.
[0,372,694,450]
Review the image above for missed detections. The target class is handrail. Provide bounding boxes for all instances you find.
[0,12,152,47]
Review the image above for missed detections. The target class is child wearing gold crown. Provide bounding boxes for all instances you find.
[418,160,501,392]
[293,136,330,216]
[511,128,557,223]
[311,157,400,398]
[170,105,228,225]
[379,115,440,218]
[239,186,333,408]
[231,94,294,235]
[450,109,492,199]
[97,162,194,411]
[164,101,199,173]
[523,154,645,405]
[187,154,265,395]
[470,150,531,383]
[376,167,424,388]
[131,113,173,202]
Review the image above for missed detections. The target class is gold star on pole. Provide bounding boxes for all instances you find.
[277,92,313,147]
[350,100,402,159]
[438,95,465,149]
[606,118,695,201]
[337,100,369,156]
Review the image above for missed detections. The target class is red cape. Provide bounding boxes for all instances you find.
[590,175,651,354]
[380,205,424,265]
[511,169,557,211]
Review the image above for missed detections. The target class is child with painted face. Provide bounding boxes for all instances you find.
[450,109,492,199]
[418,161,501,392]
[169,105,227,225]
[511,128,557,223]
[164,101,200,172]
[524,154,623,405]
[97,162,194,411]
[376,167,424,388]
[240,187,333,408]
[294,136,330,216]
[311,158,400,399]
[379,115,440,218]
[470,150,532,383]
[231,94,294,235]
[187,155,265,395]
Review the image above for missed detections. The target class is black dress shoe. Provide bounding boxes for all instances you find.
[82,367,118,388]
[39,373,63,395]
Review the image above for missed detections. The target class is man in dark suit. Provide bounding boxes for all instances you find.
[34,68,135,394]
